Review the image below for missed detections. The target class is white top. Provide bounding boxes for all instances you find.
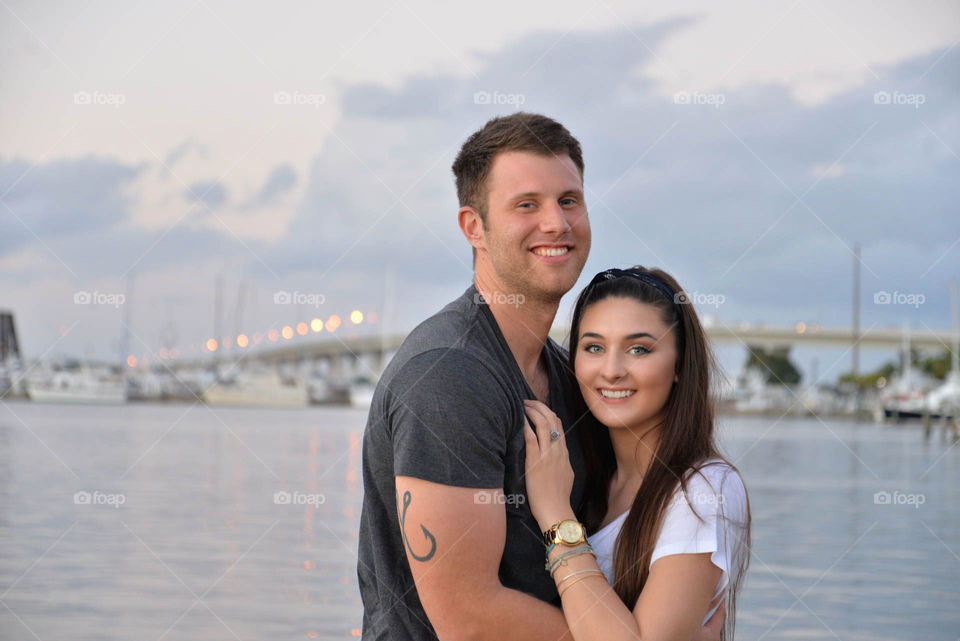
[586,459,748,625]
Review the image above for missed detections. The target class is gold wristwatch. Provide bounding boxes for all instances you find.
[543,519,586,548]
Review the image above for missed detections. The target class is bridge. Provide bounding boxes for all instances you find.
[167,322,959,385]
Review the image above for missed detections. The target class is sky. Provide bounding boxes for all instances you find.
[1,0,958,383]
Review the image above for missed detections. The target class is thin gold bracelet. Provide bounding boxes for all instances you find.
[555,568,603,589]
[558,571,604,598]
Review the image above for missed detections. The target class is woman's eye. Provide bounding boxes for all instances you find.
[584,344,602,354]
[629,345,651,355]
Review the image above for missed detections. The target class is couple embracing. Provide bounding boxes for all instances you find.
[358,113,750,641]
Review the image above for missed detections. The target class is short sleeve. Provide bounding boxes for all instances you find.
[650,462,749,600]
[387,348,514,489]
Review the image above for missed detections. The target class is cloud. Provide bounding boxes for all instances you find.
[184,179,228,210]
[2,18,958,362]
[277,21,959,331]
[243,163,297,209]
[0,154,144,257]
[163,138,206,171]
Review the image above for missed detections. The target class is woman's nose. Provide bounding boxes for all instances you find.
[600,353,627,381]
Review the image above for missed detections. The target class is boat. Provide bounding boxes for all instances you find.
[27,367,127,404]
[126,369,165,401]
[924,371,960,419]
[730,368,791,414]
[307,375,349,405]
[203,367,308,408]
[881,324,936,420]
[347,376,377,409]
[881,373,936,420]
[922,281,960,420]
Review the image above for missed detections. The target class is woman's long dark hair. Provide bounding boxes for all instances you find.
[569,266,750,640]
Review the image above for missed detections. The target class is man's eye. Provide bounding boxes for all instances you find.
[518,202,535,209]
[560,198,577,206]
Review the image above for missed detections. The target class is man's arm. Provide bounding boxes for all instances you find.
[396,475,573,641]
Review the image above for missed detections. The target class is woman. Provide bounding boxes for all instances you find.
[523,266,750,641]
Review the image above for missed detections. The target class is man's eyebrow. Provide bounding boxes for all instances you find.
[508,188,584,200]
[580,332,656,340]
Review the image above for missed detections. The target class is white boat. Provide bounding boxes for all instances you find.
[203,367,308,408]
[731,368,791,413]
[922,281,960,420]
[880,372,936,420]
[880,324,936,420]
[164,368,216,402]
[27,368,126,404]
[126,370,165,401]
[924,371,960,419]
[349,380,376,409]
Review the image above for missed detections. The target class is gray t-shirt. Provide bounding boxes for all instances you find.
[358,284,586,641]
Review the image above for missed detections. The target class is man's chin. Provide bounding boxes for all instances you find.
[529,278,578,304]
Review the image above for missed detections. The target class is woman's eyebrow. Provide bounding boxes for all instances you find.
[580,331,656,340]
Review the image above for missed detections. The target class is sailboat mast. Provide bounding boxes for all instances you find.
[951,280,959,376]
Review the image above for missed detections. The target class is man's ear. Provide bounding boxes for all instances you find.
[458,206,486,251]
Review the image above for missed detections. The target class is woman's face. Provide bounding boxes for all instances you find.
[574,296,678,432]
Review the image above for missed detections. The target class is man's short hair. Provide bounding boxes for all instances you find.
[452,113,584,262]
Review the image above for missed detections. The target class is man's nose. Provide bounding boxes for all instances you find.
[539,201,571,234]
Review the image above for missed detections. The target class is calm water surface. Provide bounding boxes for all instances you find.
[0,400,957,640]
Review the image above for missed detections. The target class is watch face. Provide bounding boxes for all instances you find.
[558,520,583,544]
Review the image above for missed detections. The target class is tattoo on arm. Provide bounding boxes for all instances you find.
[397,489,437,562]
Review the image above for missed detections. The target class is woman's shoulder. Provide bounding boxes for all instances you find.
[674,458,748,518]
[685,458,744,488]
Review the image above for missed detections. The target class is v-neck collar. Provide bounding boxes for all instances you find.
[469,283,555,406]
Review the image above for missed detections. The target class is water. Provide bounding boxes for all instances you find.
[0,401,957,640]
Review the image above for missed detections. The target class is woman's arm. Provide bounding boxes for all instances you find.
[523,401,725,641]
[543,543,721,641]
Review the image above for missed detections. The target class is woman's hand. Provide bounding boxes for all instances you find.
[522,399,576,531]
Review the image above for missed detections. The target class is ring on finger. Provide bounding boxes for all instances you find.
[549,430,561,441]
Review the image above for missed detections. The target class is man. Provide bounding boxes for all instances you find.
[357,113,722,640]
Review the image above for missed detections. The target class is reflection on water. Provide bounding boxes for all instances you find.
[0,402,957,640]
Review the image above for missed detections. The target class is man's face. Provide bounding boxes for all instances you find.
[478,150,591,303]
